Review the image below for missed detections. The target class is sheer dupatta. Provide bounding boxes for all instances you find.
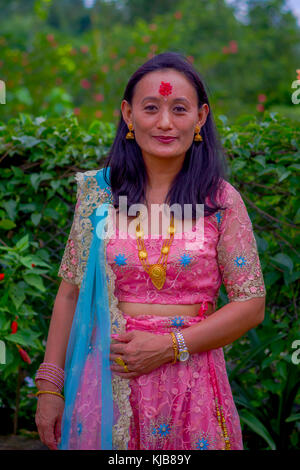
[59,168,132,450]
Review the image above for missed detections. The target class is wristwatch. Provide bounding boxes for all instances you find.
[174,331,190,362]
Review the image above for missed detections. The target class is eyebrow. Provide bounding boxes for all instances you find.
[141,96,190,105]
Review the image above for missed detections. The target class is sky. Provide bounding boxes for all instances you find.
[225,0,300,25]
[83,0,300,26]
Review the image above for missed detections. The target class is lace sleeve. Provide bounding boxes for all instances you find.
[216,183,266,302]
[57,177,82,287]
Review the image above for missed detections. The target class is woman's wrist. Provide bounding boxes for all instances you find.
[35,378,62,392]
[160,334,175,364]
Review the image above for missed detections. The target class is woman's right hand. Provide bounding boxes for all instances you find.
[35,381,65,450]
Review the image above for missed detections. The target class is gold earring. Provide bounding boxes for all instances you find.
[194,124,203,142]
[126,123,135,140]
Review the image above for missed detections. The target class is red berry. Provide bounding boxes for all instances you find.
[11,321,18,334]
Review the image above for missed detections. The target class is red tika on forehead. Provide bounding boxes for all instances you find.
[159,81,173,96]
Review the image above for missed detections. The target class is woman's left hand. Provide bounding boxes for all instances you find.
[110,330,173,379]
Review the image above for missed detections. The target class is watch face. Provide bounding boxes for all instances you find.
[179,350,189,362]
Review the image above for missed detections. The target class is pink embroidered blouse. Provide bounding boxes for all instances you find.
[58,179,266,306]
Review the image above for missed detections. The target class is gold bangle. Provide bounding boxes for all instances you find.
[170,332,178,364]
[36,390,65,401]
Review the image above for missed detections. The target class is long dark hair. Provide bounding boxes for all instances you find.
[102,51,228,218]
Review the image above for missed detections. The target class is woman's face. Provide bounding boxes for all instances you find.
[121,68,209,162]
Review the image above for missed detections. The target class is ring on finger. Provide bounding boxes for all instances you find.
[114,356,129,373]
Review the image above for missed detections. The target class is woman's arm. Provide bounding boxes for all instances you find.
[163,296,265,362]
[35,279,79,390]
[110,296,265,378]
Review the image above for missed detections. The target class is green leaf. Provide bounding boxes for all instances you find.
[240,410,276,450]
[218,115,228,125]
[31,212,42,226]
[23,273,46,292]
[228,332,286,381]
[270,253,293,273]
[12,135,40,148]
[8,283,26,310]
[4,329,41,347]
[254,155,266,168]
[0,219,16,230]
[15,234,29,251]
[285,413,300,423]
[2,199,17,220]
[20,255,51,269]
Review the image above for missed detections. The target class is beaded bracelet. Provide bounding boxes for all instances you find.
[36,390,65,401]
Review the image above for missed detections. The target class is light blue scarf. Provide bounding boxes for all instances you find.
[59,167,132,450]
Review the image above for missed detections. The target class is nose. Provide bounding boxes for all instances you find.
[157,109,173,129]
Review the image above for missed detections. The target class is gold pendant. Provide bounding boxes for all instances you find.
[148,264,166,290]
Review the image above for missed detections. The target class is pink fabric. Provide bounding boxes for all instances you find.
[125,312,243,450]
[105,180,266,305]
[69,308,243,450]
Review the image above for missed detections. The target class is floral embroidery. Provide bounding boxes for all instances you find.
[157,423,171,437]
[179,253,192,267]
[58,170,112,288]
[234,255,247,268]
[114,254,128,266]
[171,316,185,327]
[215,211,224,225]
[196,437,209,450]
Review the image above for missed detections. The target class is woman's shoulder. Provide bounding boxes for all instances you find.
[216,178,243,208]
[74,167,110,189]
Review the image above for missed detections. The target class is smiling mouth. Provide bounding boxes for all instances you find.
[153,136,177,143]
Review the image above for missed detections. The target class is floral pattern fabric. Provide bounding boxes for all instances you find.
[103,180,266,305]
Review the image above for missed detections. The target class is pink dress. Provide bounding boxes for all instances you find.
[58,179,266,450]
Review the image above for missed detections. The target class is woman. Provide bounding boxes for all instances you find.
[35,52,266,451]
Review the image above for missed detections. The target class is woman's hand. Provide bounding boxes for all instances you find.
[35,385,64,450]
[110,330,173,379]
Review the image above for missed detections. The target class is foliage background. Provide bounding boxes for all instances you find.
[0,0,299,450]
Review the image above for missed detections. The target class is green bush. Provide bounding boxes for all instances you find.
[0,110,299,448]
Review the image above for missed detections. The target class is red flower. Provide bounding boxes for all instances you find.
[129,46,136,54]
[95,110,103,118]
[16,345,31,364]
[258,94,267,103]
[229,40,238,53]
[11,321,18,334]
[159,81,173,97]
[256,104,265,112]
[46,34,55,43]
[31,263,36,268]
[174,11,182,20]
[80,45,89,54]
[80,79,91,89]
[94,93,104,102]
[73,108,81,116]
[0,273,4,281]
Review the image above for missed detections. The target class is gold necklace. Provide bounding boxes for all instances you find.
[135,211,176,290]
